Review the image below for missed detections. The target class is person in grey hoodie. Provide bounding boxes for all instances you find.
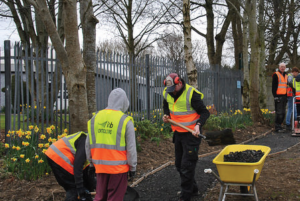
[86,88,137,201]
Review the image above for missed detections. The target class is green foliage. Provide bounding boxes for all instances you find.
[3,125,69,180]
[203,108,275,131]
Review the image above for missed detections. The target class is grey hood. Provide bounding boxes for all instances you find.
[106,88,129,112]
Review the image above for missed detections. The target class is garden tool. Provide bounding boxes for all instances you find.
[167,118,236,146]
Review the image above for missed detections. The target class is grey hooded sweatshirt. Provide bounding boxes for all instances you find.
[86,88,137,172]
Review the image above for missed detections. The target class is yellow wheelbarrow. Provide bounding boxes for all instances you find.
[205,144,271,201]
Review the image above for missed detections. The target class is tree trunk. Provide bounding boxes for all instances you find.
[183,0,197,88]
[242,12,250,109]
[30,0,89,133]
[246,0,264,123]
[80,0,99,119]
[258,0,267,109]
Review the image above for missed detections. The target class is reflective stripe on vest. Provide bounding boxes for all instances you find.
[88,109,132,174]
[275,72,287,95]
[293,78,300,100]
[163,84,202,132]
[45,132,89,175]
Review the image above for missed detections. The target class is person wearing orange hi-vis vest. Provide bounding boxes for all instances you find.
[86,88,137,201]
[162,73,210,201]
[272,63,288,132]
[45,131,96,201]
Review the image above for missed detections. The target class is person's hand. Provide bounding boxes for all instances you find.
[88,166,95,176]
[162,115,170,123]
[77,188,92,201]
[128,171,136,181]
[192,124,200,138]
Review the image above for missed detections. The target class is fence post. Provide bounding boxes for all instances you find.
[5,40,11,143]
[146,54,150,120]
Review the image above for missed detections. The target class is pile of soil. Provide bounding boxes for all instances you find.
[1,124,299,201]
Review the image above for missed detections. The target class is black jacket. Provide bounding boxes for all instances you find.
[163,80,210,127]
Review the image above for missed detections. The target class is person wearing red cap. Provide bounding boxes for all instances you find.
[162,73,210,201]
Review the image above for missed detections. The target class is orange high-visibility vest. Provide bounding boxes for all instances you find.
[163,84,203,132]
[87,109,133,174]
[274,72,287,95]
[45,132,90,175]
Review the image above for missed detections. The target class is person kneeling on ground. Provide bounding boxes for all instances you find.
[45,131,96,201]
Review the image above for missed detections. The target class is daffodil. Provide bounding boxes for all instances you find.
[42,149,47,153]
[34,126,39,133]
[5,143,9,148]
[46,127,51,134]
[12,145,16,149]
[6,134,10,137]
[25,158,30,163]
[45,172,49,175]
[64,129,68,133]
[29,125,34,130]
[11,158,17,162]
[44,143,50,148]
[50,125,55,130]
[35,155,39,159]
[161,128,163,131]
[40,134,46,140]
[38,159,44,163]
[52,139,57,143]
[20,154,25,158]
[25,135,31,139]
[23,142,30,146]
[25,131,31,135]
[134,127,137,131]
[38,143,44,148]
[16,146,21,151]
[48,137,52,142]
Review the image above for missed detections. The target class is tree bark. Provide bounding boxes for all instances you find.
[246,0,264,123]
[183,0,197,88]
[30,0,89,133]
[80,0,99,119]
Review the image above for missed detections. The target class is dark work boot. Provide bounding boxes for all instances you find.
[286,124,292,131]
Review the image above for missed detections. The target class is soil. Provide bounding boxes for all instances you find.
[0,124,300,201]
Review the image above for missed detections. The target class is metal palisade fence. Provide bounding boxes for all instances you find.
[1,41,242,141]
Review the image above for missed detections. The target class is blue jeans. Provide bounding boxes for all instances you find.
[286,96,297,125]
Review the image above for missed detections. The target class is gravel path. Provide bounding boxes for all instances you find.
[131,131,300,201]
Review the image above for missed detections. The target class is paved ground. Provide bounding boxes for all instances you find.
[131,131,300,201]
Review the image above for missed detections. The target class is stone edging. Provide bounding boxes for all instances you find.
[131,129,273,187]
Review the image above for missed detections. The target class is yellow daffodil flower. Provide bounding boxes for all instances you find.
[161,128,163,131]
[20,154,25,158]
[12,145,16,149]
[5,143,9,148]
[11,158,17,162]
[50,125,55,130]
[42,149,47,153]
[134,127,137,131]
[64,129,68,133]
[35,155,39,159]
[52,139,57,143]
[29,125,34,130]
[44,143,50,148]
[38,143,44,148]
[16,146,21,151]
[46,127,51,134]
[34,126,39,133]
[38,159,44,163]
[6,134,10,137]
[40,134,46,140]
[25,158,30,163]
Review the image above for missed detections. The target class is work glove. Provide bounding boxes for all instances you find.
[77,187,92,201]
[128,171,136,182]
[88,166,95,177]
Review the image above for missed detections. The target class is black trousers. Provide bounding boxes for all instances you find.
[274,96,287,129]
[173,131,201,201]
[47,157,96,201]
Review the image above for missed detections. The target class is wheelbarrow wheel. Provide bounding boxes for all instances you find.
[240,186,249,194]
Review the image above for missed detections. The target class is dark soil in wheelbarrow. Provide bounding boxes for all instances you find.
[0,124,300,200]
